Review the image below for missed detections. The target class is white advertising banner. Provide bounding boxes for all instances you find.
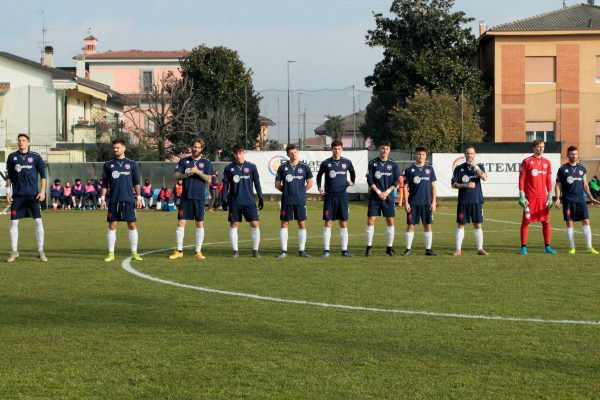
[244,150,370,194]
[432,153,562,198]
[0,163,6,196]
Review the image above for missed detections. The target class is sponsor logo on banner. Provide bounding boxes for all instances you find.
[268,155,288,176]
[452,156,466,170]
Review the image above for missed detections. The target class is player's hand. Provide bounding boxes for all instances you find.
[258,198,264,210]
[431,202,437,212]
[347,181,355,187]
[405,203,411,213]
[136,198,143,209]
[467,182,476,189]
[189,166,200,175]
[518,196,529,208]
[36,191,45,202]
[6,193,12,204]
[555,198,561,209]
[100,200,106,210]
[319,188,326,196]
[546,195,553,208]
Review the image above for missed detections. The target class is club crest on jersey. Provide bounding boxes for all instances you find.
[298,168,304,173]
[28,157,33,163]
[244,168,249,173]
[199,163,204,168]
[579,170,584,176]
[233,175,241,183]
[386,165,392,171]
[342,164,347,170]
[125,164,130,170]
[425,169,431,175]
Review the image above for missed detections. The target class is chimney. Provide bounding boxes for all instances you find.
[42,46,54,67]
[75,55,86,78]
[479,21,487,36]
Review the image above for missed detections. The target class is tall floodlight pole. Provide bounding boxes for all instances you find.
[287,60,296,145]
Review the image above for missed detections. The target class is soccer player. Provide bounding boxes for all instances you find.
[554,145,600,254]
[451,145,488,256]
[169,138,213,260]
[402,146,437,256]
[100,138,143,262]
[316,139,356,258]
[275,144,314,258]
[518,139,555,255]
[222,144,264,258]
[365,140,401,256]
[5,133,47,262]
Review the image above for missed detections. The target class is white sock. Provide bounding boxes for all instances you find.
[280,227,289,251]
[455,227,465,250]
[34,218,44,251]
[566,227,575,249]
[107,229,116,253]
[582,225,593,249]
[176,227,185,251]
[366,225,374,246]
[196,227,204,252]
[129,229,138,253]
[251,227,260,251]
[229,227,238,251]
[405,231,414,250]
[473,228,484,250]
[340,227,349,251]
[298,229,307,251]
[9,220,19,252]
[424,231,433,250]
[323,227,331,251]
[386,225,395,247]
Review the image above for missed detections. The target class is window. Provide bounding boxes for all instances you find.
[596,122,600,146]
[525,57,556,83]
[596,56,600,82]
[141,71,153,92]
[526,121,555,142]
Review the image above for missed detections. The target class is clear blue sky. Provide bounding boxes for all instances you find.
[1,0,581,142]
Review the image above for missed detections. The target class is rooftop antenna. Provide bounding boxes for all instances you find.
[563,0,567,8]
[37,10,53,63]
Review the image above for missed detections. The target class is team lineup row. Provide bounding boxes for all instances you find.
[5,135,599,262]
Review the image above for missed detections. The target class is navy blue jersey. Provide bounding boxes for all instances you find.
[175,156,213,200]
[366,157,400,197]
[6,151,46,196]
[316,157,356,194]
[101,158,140,203]
[222,161,263,206]
[451,162,485,205]
[276,161,313,206]
[557,163,586,203]
[403,163,437,206]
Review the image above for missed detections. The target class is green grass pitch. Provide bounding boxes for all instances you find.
[0,200,599,399]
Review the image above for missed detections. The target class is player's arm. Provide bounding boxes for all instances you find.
[554,179,562,208]
[37,157,47,201]
[518,161,529,208]
[347,161,356,187]
[305,177,313,192]
[275,179,283,192]
[451,168,461,190]
[5,177,12,203]
[546,162,553,206]
[583,175,600,205]
[403,173,410,212]
[474,163,487,181]
[316,162,325,195]
[252,166,264,210]
[275,166,284,192]
[134,184,142,208]
[431,181,437,212]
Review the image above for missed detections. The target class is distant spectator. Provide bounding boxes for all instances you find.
[84,179,97,209]
[157,186,172,210]
[141,179,154,209]
[72,178,84,209]
[50,179,64,210]
[209,171,220,211]
[96,179,103,207]
[62,181,72,210]
[590,176,600,200]
[173,179,183,208]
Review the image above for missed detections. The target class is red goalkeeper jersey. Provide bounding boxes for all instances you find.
[519,155,552,199]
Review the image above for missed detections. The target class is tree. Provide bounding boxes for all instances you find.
[390,89,482,152]
[124,71,197,160]
[174,45,262,159]
[325,115,345,141]
[362,0,488,148]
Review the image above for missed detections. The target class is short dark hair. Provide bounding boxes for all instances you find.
[532,139,544,147]
[232,144,245,153]
[331,139,343,148]
[286,144,297,153]
[17,133,30,141]
[465,145,476,152]
[192,138,205,148]
[379,140,392,148]
[415,146,427,153]
[567,145,578,153]
[54,178,61,184]
[112,138,126,146]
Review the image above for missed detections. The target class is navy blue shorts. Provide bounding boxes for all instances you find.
[368,195,396,218]
[10,196,42,220]
[456,203,484,224]
[228,203,259,223]
[107,202,137,222]
[323,193,349,221]
[178,199,205,221]
[407,205,433,225]
[280,204,307,221]
[562,201,589,221]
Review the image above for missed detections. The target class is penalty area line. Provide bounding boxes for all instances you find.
[121,245,600,327]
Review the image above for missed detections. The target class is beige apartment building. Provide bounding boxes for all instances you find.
[478,3,600,160]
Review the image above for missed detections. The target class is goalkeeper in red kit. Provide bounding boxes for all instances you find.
[518,139,555,255]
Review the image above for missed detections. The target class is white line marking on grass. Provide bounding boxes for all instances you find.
[121,243,600,327]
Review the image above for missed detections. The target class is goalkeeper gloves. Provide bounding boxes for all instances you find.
[518,192,529,208]
[546,194,553,208]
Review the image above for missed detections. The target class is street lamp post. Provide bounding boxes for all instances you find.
[297,91,304,146]
[287,60,296,146]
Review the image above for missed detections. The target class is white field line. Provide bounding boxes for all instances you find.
[121,239,600,327]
